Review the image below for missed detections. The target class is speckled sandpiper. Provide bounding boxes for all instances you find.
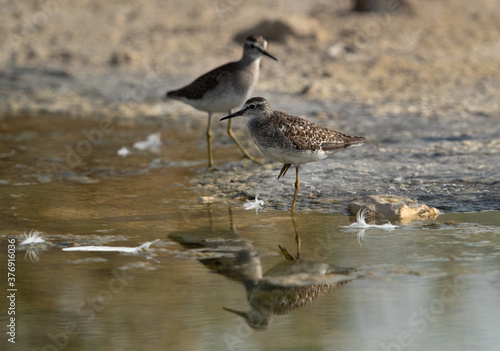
[166,36,278,169]
[220,97,366,213]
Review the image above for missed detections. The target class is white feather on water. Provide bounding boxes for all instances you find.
[20,229,45,245]
[117,146,131,157]
[243,194,264,213]
[133,132,162,153]
[62,239,160,253]
[344,209,398,230]
[343,209,398,246]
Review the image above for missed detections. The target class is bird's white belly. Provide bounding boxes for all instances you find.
[259,146,328,165]
[184,91,249,113]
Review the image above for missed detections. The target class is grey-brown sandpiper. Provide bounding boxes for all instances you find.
[220,97,366,213]
[166,36,278,169]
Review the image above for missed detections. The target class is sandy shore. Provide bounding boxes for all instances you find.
[1,0,499,212]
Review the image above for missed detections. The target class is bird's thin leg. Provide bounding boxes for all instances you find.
[291,212,301,259]
[226,111,263,165]
[207,205,214,231]
[291,165,300,213]
[278,163,292,179]
[278,212,301,260]
[278,244,295,260]
[228,207,238,234]
[207,112,214,170]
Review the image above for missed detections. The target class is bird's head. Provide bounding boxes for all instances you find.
[220,97,272,121]
[243,35,278,61]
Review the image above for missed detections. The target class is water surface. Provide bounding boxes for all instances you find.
[1,116,499,351]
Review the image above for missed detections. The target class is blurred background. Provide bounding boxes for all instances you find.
[1,0,498,119]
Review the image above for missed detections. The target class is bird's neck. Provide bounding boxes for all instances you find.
[239,54,261,68]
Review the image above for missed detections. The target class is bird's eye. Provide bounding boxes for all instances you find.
[248,104,256,110]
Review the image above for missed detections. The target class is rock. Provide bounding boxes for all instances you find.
[234,17,326,43]
[198,196,215,204]
[327,43,347,59]
[109,51,130,66]
[349,195,440,223]
[352,0,413,14]
[300,81,330,98]
[109,50,139,66]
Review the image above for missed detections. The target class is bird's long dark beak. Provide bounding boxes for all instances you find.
[220,109,244,121]
[223,307,249,318]
[261,49,278,61]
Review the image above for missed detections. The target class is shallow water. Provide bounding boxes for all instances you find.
[1,116,499,351]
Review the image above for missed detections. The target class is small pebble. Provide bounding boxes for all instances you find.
[198,196,215,204]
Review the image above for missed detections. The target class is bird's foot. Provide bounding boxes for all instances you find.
[207,164,218,172]
[278,245,296,261]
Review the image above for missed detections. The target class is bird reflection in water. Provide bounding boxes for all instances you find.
[169,209,362,329]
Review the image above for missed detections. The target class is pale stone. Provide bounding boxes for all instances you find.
[349,195,440,224]
[198,196,215,204]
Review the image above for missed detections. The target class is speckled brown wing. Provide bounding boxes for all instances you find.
[274,112,365,151]
[321,134,366,151]
[167,61,237,100]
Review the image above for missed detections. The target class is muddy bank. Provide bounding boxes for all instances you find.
[193,94,500,213]
[2,0,498,118]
